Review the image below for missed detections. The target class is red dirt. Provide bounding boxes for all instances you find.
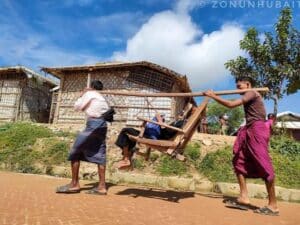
[0,171,299,225]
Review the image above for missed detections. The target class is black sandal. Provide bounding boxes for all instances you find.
[225,199,251,210]
[86,188,107,195]
[56,184,80,194]
[254,206,279,216]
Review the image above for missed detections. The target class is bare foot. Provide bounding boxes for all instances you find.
[267,205,279,212]
[237,197,250,205]
[117,159,131,169]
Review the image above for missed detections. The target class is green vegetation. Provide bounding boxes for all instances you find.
[0,122,53,149]
[133,157,146,170]
[184,142,201,162]
[154,142,202,176]
[197,137,300,189]
[156,155,187,176]
[197,146,236,183]
[0,122,71,173]
[270,136,300,157]
[207,101,244,134]
[41,138,70,165]
[0,123,299,189]
[225,8,300,114]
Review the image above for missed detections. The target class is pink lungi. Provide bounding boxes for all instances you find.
[233,120,275,181]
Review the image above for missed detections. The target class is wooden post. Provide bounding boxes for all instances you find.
[14,80,24,122]
[53,75,64,124]
[87,72,91,88]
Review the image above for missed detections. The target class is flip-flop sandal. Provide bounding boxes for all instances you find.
[254,206,279,216]
[56,184,81,194]
[225,199,251,210]
[86,188,107,195]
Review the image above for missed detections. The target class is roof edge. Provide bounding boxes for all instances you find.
[0,66,58,86]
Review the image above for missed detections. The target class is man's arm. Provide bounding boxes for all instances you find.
[74,91,92,111]
[204,90,243,108]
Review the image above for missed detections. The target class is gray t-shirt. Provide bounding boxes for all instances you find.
[242,91,266,125]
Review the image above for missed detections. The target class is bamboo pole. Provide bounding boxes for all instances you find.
[99,87,269,97]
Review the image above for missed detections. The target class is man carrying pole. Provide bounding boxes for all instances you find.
[204,77,279,216]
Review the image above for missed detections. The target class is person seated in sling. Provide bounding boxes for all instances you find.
[115,112,186,169]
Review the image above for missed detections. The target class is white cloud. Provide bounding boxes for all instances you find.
[113,0,245,89]
[174,0,203,14]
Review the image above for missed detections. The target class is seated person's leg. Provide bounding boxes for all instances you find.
[115,128,140,169]
[117,146,132,168]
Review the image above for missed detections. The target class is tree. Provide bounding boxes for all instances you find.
[225,8,300,114]
[206,101,244,135]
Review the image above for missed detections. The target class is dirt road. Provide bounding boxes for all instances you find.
[0,171,299,225]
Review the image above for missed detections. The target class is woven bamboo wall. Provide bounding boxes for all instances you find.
[0,73,53,123]
[19,79,53,122]
[0,78,21,122]
[55,68,188,126]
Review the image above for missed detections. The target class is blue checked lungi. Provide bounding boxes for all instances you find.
[68,118,107,165]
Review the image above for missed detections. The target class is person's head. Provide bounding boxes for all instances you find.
[235,76,255,89]
[90,80,103,90]
[160,113,166,122]
[267,113,276,120]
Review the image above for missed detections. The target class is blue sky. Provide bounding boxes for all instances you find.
[0,0,299,113]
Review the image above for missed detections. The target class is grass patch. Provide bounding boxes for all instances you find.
[133,157,146,170]
[270,151,300,189]
[184,142,201,162]
[0,122,53,149]
[0,122,70,173]
[149,152,160,163]
[156,155,187,176]
[197,138,300,189]
[197,146,236,183]
[41,138,70,165]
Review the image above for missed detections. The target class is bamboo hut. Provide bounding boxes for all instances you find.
[0,66,58,123]
[42,61,194,126]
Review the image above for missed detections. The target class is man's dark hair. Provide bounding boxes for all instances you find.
[235,76,255,87]
[267,113,276,119]
[91,80,103,90]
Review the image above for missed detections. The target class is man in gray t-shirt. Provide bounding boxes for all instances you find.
[204,77,278,216]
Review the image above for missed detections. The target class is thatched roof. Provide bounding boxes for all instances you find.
[0,66,58,87]
[41,61,192,93]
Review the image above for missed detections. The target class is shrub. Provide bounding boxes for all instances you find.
[156,155,187,176]
[197,146,236,183]
[270,135,300,159]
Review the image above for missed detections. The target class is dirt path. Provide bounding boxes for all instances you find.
[0,171,299,225]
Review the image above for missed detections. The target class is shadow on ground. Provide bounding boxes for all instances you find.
[116,187,195,203]
[84,182,116,191]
